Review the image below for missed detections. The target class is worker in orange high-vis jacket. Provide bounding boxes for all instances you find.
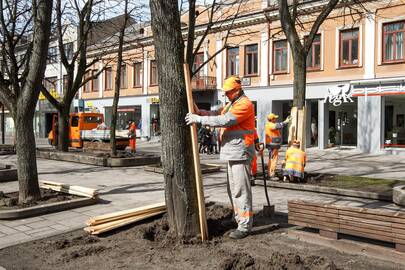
[283,140,306,182]
[186,76,256,240]
[128,120,137,153]
[265,113,291,177]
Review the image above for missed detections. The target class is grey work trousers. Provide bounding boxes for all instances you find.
[226,160,253,232]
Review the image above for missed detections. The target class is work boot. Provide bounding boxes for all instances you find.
[229,230,249,239]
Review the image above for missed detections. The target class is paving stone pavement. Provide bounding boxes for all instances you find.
[0,141,404,250]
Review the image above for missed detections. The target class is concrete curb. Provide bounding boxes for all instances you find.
[0,197,98,220]
[0,166,18,182]
[36,149,160,167]
[255,181,392,202]
[393,185,405,206]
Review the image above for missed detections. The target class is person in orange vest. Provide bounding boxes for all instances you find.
[186,76,256,239]
[283,140,306,182]
[128,120,137,153]
[265,113,291,177]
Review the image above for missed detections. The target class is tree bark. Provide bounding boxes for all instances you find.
[15,110,41,203]
[292,50,307,109]
[58,105,70,151]
[150,0,200,239]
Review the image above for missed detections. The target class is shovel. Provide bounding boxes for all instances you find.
[257,143,275,217]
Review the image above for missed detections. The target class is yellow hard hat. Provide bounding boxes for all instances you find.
[267,113,279,120]
[222,76,242,92]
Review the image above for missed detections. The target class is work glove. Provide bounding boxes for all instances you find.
[283,115,292,124]
[185,113,202,125]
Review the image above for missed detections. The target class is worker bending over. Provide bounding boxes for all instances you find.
[265,113,291,177]
[128,120,137,153]
[186,76,257,239]
[283,140,306,182]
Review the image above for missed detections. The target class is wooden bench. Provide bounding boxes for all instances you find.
[288,200,405,253]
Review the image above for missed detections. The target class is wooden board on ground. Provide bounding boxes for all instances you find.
[84,202,166,235]
[288,200,405,252]
[39,180,98,198]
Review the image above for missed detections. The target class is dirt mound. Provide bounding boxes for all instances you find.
[52,234,100,249]
[267,252,337,270]
[206,204,235,237]
[219,252,336,270]
[62,245,110,262]
[142,214,170,242]
[219,252,255,270]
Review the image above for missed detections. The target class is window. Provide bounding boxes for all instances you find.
[227,47,239,76]
[84,116,103,124]
[383,21,405,63]
[306,34,321,70]
[133,62,142,87]
[245,44,258,75]
[71,116,79,127]
[84,71,91,93]
[340,29,359,67]
[64,42,74,60]
[273,40,288,73]
[92,70,99,92]
[150,60,158,85]
[192,53,204,77]
[47,46,58,64]
[120,65,127,89]
[44,76,57,91]
[105,67,113,90]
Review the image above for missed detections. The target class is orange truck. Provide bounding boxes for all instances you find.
[48,112,129,150]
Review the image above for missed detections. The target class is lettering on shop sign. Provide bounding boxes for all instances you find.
[324,84,354,107]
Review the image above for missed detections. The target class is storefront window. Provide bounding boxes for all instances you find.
[384,95,405,148]
[104,106,142,131]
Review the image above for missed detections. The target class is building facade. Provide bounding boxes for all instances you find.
[80,0,405,154]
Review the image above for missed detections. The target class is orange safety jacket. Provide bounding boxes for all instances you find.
[265,121,285,149]
[284,147,306,178]
[200,94,255,162]
[128,123,137,139]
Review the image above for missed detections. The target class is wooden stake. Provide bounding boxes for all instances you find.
[183,63,208,241]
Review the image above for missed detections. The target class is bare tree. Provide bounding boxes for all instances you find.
[0,0,53,203]
[40,0,100,151]
[150,0,250,239]
[110,0,130,156]
[268,0,375,144]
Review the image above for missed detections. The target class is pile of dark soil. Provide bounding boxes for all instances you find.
[0,188,78,209]
[0,203,400,270]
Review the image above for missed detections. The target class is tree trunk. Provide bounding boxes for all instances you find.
[58,105,70,151]
[110,72,120,156]
[150,0,200,239]
[292,50,307,109]
[15,112,41,204]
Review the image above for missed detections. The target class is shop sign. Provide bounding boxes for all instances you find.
[85,101,93,108]
[351,82,405,97]
[39,88,60,100]
[148,97,159,104]
[324,84,354,107]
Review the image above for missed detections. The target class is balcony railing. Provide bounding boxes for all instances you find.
[191,76,217,91]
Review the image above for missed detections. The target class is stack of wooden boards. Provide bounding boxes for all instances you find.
[288,200,405,252]
[84,202,166,235]
[40,180,98,198]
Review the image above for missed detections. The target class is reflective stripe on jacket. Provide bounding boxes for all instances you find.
[200,94,255,161]
[284,147,306,178]
[265,122,284,148]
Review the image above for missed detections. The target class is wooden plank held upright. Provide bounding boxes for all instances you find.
[183,63,208,241]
